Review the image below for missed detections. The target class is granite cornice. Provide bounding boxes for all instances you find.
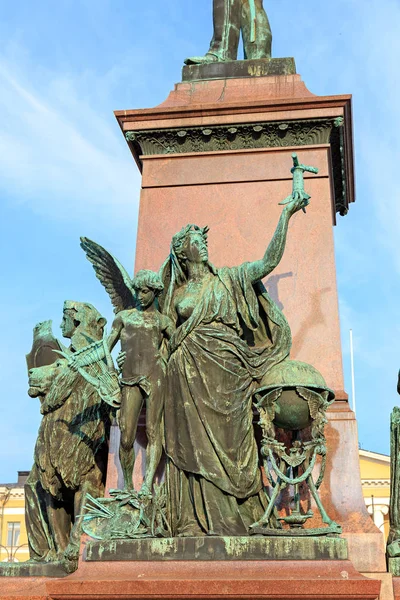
[115,94,352,127]
[125,116,350,216]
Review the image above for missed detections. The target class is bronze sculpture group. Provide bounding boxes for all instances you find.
[21,153,341,572]
[12,0,344,574]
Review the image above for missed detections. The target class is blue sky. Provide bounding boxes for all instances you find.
[0,0,399,482]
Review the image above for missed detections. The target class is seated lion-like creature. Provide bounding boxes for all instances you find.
[25,302,112,572]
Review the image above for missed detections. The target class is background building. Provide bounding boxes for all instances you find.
[360,449,390,538]
[0,472,29,563]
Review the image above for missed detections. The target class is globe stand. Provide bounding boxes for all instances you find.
[250,361,341,536]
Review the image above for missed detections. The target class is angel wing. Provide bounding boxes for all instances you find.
[296,386,324,419]
[254,387,282,412]
[80,237,135,314]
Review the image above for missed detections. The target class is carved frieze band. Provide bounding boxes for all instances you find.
[126,117,347,215]
[126,119,334,155]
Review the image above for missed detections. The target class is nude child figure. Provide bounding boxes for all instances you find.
[108,270,174,495]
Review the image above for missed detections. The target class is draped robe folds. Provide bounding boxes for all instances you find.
[163,262,291,536]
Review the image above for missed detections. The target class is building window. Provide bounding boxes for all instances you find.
[6,522,20,548]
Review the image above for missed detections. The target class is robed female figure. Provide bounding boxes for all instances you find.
[160,195,306,536]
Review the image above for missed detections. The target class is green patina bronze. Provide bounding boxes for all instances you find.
[86,535,348,562]
[251,359,340,535]
[78,154,340,545]
[0,561,70,578]
[182,57,296,82]
[20,302,113,575]
[7,155,344,571]
[279,153,319,214]
[81,486,170,540]
[185,0,272,65]
[388,406,400,573]
[80,240,175,495]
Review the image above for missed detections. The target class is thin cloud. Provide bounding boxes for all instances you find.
[0,53,139,221]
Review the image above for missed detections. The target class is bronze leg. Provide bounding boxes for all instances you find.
[46,493,72,558]
[208,0,242,61]
[185,0,241,64]
[118,386,144,490]
[241,0,272,59]
[24,467,55,561]
[65,469,104,563]
[142,377,164,494]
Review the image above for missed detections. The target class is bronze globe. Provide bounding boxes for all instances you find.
[255,360,335,431]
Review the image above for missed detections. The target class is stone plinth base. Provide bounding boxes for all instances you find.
[86,535,347,562]
[0,560,381,600]
[0,560,70,578]
[182,57,296,81]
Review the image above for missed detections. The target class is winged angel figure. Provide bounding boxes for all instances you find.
[80,237,174,495]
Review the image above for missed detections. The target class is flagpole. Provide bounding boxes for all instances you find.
[349,329,356,414]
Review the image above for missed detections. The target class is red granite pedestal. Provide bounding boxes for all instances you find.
[0,72,387,599]
[0,560,382,600]
[117,70,385,596]
[114,72,386,575]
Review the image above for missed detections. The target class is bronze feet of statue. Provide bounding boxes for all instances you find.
[184,52,220,65]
